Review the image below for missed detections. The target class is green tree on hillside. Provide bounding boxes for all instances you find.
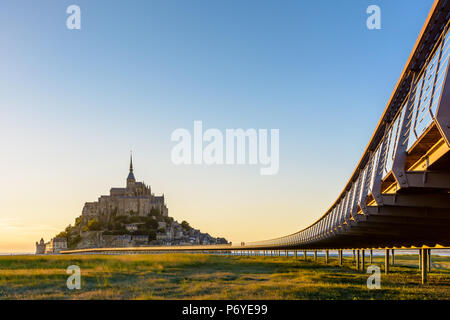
[181,221,190,231]
[85,218,102,231]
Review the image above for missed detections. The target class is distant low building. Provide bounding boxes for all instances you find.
[36,237,67,254]
[125,223,144,232]
[156,233,169,241]
[157,221,166,229]
[35,238,46,254]
[131,235,149,243]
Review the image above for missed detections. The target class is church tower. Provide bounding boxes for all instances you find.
[126,152,136,190]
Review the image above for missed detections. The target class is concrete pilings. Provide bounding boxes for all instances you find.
[356,250,360,270]
[421,248,428,284]
[385,249,390,274]
[361,249,365,271]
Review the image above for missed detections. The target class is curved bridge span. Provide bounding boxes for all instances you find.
[243,0,450,251]
[62,0,450,283]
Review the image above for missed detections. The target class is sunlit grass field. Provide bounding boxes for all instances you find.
[0,253,449,299]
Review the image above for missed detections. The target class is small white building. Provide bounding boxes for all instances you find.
[125,223,144,232]
[157,221,166,229]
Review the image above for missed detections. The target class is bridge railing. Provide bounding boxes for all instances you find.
[244,21,450,250]
[405,27,450,151]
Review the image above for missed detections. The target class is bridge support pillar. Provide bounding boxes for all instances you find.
[370,249,373,264]
[385,249,390,274]
[352,250,355,263]
[428,249,432,272]
[361,250,365,271]
[356,250,360,270]
[314,250,317,261]
[295,250,297,259]
[325,250,329,264]
[304,251,307,261]
[421,248,428,284]
[419,250,422,270]
[285,250,288,257]
[338,250,343,266]
[391,249,395,265]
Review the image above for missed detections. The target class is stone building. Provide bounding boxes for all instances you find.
[81,155,168,224]
[35,238,46,254]
[35,237,67,254]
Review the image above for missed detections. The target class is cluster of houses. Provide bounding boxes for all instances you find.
[125,220,228,246]
[35,221,228,254]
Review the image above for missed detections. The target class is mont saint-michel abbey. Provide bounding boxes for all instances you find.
[82,155,168,222]
[36,155,228,254]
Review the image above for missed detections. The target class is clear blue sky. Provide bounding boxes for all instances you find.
[0,0,434,252]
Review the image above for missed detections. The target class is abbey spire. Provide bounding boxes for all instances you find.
[129,152,133,172]
[127,152,136,183]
